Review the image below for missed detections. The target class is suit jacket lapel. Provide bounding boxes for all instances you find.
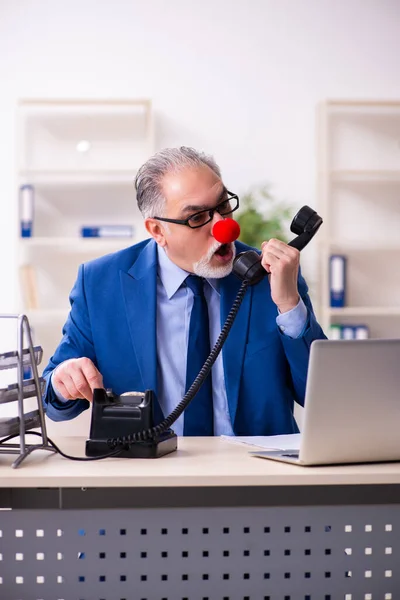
[220,272,252,428]
[120,240,158,396]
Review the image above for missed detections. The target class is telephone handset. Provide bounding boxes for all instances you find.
[86,205,323,460]
[232,205,323,285]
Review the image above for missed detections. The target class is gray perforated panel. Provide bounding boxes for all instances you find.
[0,505,398,599]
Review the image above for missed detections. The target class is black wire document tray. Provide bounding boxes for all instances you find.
[0,409,41,437]
[0,314,54,467]
[0,377,46,405]
[0,345,43,370]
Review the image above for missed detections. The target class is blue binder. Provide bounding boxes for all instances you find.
[341,325,355,340]
[19,184,34,237]
[329,255,346,307]
[81,225,133,238]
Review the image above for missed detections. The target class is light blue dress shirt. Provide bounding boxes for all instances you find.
[52,244,307,435]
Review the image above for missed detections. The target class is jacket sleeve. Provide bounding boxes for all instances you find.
[279,270,327,406]
[42,264,93,421]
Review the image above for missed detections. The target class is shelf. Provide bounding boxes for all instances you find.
[317,99,400,337]
[20,237,136,251]
[326,100,400,107]
[16,98,154,364]
[319,240,400,252]
[18,170,137,185]
[18,98,154,173]
[19,98,152,112]
[329,170,400,183]
[324,100,400,116]
[26,309,69,320]
[325,307,400,317]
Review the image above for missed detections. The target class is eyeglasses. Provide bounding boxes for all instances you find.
[153,191,239,229]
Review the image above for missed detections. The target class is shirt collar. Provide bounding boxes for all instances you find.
[156,244,221,299]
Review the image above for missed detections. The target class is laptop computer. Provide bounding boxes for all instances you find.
[252,339,400,466]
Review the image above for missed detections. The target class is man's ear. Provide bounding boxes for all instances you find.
[144,218,167,247]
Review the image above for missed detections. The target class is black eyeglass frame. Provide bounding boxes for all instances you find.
[152,191,239,229]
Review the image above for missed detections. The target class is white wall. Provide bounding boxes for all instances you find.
[0,0,400,429]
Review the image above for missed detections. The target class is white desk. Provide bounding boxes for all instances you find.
[0,436,399,599]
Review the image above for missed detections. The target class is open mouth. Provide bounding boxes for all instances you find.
[213,243,234,264]
[215,244,230,257]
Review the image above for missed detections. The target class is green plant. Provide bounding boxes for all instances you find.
[236,184,293,249]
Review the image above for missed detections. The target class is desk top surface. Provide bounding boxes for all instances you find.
[1,437,400,488]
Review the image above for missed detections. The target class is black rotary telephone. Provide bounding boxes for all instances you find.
[85,206,323,459]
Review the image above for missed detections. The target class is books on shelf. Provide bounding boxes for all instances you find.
[328,324,369,340]
[80,225,133,238]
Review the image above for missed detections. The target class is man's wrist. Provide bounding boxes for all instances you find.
[277,295,300,314]
[276,296,307,338]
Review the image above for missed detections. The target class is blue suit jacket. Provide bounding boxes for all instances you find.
[43,239,326,435]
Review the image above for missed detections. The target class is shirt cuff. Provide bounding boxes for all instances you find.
[50,370,70,403]
[276,297,308,339]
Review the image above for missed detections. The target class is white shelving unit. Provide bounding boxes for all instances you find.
[17,99,154,371]
[317,100,400,339]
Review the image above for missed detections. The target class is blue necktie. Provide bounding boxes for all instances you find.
[183,275,214,436]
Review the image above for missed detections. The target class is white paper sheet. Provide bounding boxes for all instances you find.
[221,433,301,451]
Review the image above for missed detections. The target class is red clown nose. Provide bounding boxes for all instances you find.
[212,218,241,244]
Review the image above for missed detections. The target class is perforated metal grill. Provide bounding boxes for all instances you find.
[0,505,398,599]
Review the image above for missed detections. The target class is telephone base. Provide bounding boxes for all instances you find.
[85,430,178,458]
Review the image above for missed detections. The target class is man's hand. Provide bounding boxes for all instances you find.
[52,357,103,402]
[260,239,300,313]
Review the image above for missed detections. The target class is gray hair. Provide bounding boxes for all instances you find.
[134,146,221,218]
